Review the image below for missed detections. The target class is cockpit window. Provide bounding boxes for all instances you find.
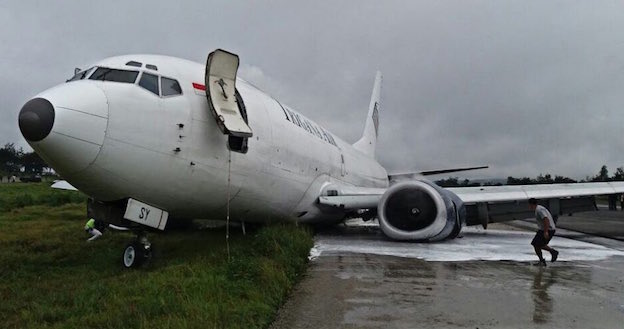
[126,61,142,68]
[138,72,159,95]
[146,64,158,71]
[67,67,94,82]
[161,77,182,96]
[89,67,139,83]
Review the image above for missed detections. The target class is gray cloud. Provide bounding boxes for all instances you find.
[2,1,624,180]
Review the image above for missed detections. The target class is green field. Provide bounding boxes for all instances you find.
[0,183,314,329]
[0,182,86,211]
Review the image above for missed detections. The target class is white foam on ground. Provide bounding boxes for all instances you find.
[308,245,322,260]
[311,227,624,262]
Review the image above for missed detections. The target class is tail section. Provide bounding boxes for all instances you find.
[353,71,382,158]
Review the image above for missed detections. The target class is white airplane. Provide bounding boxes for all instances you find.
[18,49,624,267]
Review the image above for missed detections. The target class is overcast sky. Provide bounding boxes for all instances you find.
[2,1,623,180]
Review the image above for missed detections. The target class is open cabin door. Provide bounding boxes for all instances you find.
[205,49,253,140]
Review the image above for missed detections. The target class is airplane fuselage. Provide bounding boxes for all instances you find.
[24,55,388,224]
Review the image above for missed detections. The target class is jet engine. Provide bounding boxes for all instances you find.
[377,180,465,241]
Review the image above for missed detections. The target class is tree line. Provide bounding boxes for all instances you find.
[0,143,49,177]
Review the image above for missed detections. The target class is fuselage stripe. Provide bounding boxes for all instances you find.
[192,83,206,91]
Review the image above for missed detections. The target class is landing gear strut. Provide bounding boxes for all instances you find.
[122,232,152,268]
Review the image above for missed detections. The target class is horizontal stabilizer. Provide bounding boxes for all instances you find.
[389,166,488,180]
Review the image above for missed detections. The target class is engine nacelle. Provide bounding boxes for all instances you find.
[378,180,465,241]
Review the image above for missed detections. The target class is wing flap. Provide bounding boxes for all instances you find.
[465,196,597,227]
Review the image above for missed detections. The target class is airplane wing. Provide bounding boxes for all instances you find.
[450,182,624,228]
[446,182,624,204]
[319,181,624,229]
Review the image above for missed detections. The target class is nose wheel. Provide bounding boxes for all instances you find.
[122,233,152,268]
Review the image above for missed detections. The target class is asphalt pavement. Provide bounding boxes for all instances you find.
[271,210,624,329]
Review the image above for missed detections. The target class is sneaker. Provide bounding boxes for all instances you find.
[551,250,559,262]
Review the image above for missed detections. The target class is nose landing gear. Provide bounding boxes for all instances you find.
[122,233,152,268]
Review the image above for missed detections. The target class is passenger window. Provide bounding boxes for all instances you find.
[161,77,182,96]
[89,67,139,83]
[138,72,159,95]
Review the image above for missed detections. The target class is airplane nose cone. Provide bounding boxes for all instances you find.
[22,82,109,177]
[18,98,55,142]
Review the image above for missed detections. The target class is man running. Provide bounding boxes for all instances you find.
[528,198,559,266]
[84,218,102,242]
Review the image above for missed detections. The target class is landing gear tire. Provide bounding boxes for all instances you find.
[122,239,152,269]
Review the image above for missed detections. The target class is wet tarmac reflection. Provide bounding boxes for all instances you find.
[531,267,556,323]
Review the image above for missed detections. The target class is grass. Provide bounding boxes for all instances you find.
[0,185,314,329]
[0,182,86,211]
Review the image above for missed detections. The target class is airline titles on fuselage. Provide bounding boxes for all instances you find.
[277,103,338,147]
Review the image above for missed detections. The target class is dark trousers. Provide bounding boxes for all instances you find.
[531,230,555,247]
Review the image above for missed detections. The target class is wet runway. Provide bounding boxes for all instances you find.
[271,210,624,329]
